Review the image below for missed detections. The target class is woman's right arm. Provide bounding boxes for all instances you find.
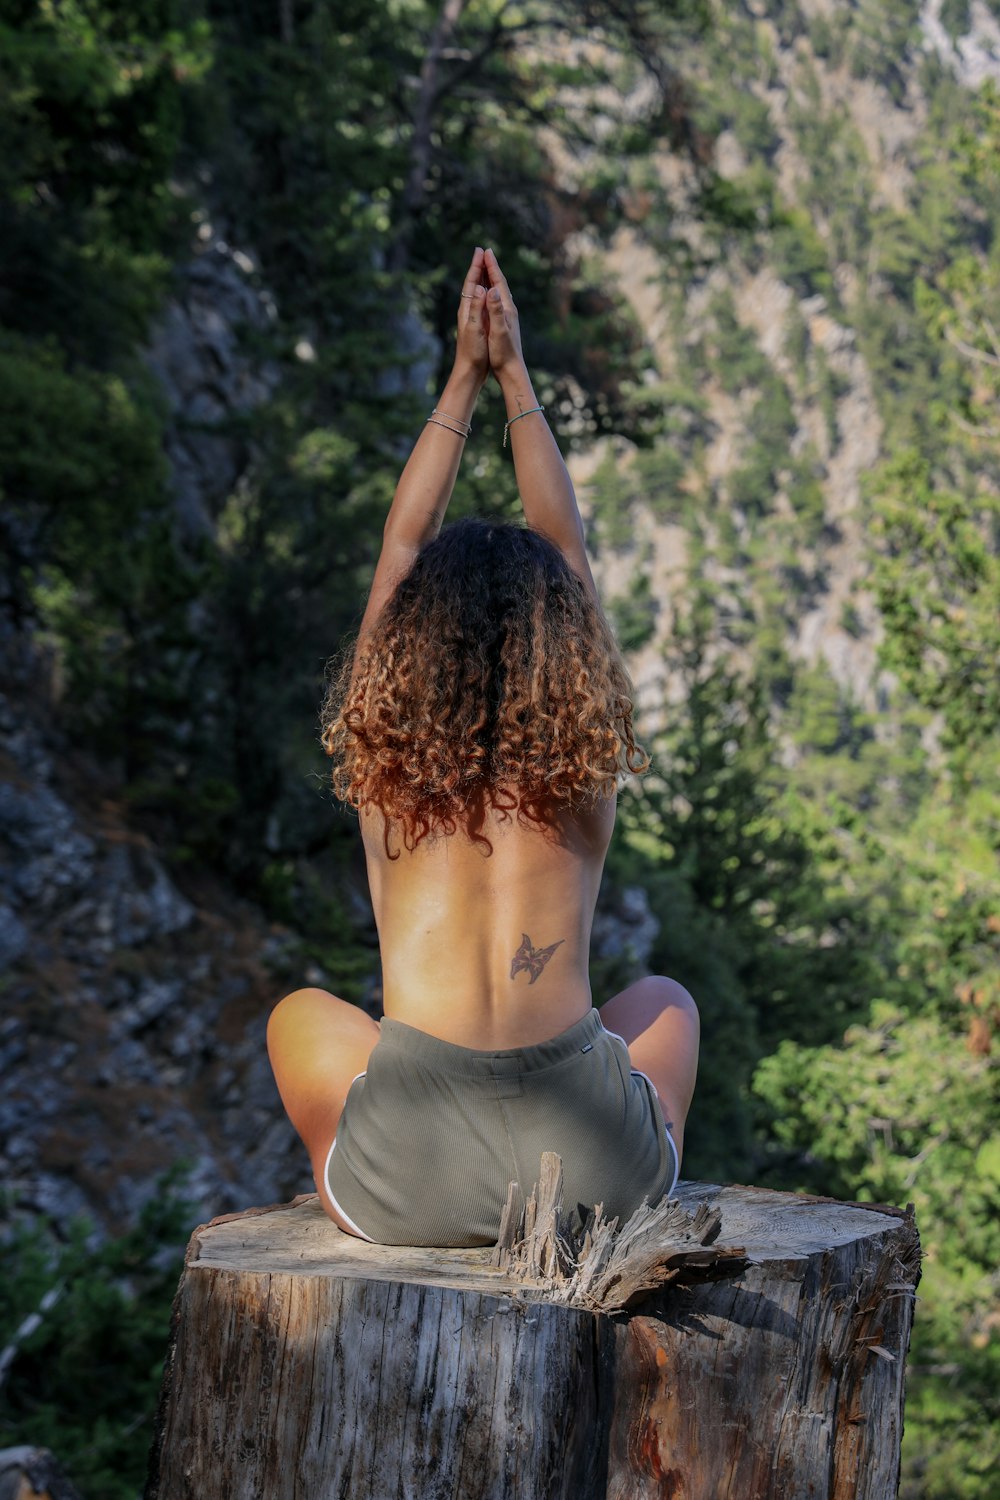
[484,249,599,601]
[355,248,491,654]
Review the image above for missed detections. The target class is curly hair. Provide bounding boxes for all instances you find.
[321,518,648,845]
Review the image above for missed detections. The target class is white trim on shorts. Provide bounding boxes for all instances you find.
[322,1072,375,1243]
[601,1022,681,1196]
[662,1123,680,1197]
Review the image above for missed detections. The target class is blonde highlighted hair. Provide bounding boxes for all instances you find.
[321,518,648,846]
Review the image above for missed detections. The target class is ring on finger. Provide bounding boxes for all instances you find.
[459,291,476,299]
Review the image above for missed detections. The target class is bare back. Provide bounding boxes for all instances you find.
[360,791,617,1049]
[267,250,699,1236]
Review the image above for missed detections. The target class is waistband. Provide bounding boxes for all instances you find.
[377,1008,607,1078]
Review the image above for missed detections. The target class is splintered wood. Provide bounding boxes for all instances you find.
[146,1168,920,1500]
[492,1151,746,1309]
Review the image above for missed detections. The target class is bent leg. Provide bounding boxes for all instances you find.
[599,975,700,1168]
[266,987,381,1233]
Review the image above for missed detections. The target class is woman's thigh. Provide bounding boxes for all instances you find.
[599,975,700,1164]
[266,987,381,1228]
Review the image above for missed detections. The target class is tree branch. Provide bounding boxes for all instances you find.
[951,411,1000,439]
[389,0,471,274]
[944,323,1000,369]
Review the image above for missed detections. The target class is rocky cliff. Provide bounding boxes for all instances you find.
[2,0,996,1239]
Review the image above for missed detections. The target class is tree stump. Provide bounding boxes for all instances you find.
[145,1168,919,1500]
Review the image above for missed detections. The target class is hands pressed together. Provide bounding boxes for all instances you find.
[375,242,593,605]
[454,246,526,389]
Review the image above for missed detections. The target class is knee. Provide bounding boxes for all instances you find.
[266,986,332,1046]
[648,975,700,1029]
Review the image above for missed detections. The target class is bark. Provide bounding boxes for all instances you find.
[146,1179,919,1500]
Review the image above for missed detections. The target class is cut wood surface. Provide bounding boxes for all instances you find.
[146,1176,920,1500]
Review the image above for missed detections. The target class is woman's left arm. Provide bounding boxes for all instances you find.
[357,248,490,645]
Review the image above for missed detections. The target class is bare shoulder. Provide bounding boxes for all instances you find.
[547,788,617,852]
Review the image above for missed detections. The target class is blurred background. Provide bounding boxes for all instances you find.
[0,1,997,1494]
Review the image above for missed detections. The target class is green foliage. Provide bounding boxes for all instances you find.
[755,1004,999,1499]
[704,291,771,395]
[752,621,795,704]
[609,611,888,1176]
[807,11,851,64]
[751,713,1000,1500]
[696,67,780,162]
[786,60,873,266]
[587,443,642,550]
[785,452,827,544]
[846,0,924,104]
[0,0,217,812]
[631,439,689,521]
[840,598,864,638]
[2,3,998,1490]
[585,392,709,549]
[0,0,210,357]
[609,26,1000,1495]
[1,0,694,890]
[868,450,1000,755]
[938,0,972,37]
[263,858,379,1005]
[0,1174,195,1500]
[770,206,836,298]
[0,329,209,757]
[609,569,658,652]
[812,347,847,452]
[786,662,871,758]
[0,332,164,524]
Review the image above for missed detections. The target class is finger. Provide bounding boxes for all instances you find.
[459,248,488,324]
[484,247,514,309]
[458,281,488,325]
[462,245,486,293]
[485,253,515,327]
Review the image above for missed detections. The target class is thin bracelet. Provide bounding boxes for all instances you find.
[431,407,472,437]
[503,405,545,448]
[427,416,469,438]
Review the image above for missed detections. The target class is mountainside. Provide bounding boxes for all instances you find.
[569,0,999,739]
[1,3,997,1496]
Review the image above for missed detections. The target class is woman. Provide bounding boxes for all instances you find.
[267,246,700,1246]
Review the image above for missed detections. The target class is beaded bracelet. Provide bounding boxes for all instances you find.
[503,405,545,448]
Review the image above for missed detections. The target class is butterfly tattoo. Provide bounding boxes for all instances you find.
[510,933,565,985]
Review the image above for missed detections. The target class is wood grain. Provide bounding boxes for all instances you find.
[146,1181,919,1500]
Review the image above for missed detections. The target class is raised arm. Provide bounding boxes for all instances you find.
[484,247,598,600]
[356,248,490,646]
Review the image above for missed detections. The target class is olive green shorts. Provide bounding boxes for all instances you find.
[324,1007,679,1247]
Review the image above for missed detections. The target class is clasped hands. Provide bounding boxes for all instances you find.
[454,246,526,389]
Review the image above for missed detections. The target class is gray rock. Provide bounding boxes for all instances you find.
[113,978,185,1036]
[592,884,660,972]
[374,305,440,399]
[0,713,54,783]
[243,1114,310,1205]
[224,1048,278,1119]
[0,902,28,967]
[168,1011,213,1064]
[95,1036,163,1088]
[94,844,195,947]
[13,1173,96,1227]
[1,782,96,910]
[4,1133,38,1164]
[144,236,281,540]
[160,1149,237,1223]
